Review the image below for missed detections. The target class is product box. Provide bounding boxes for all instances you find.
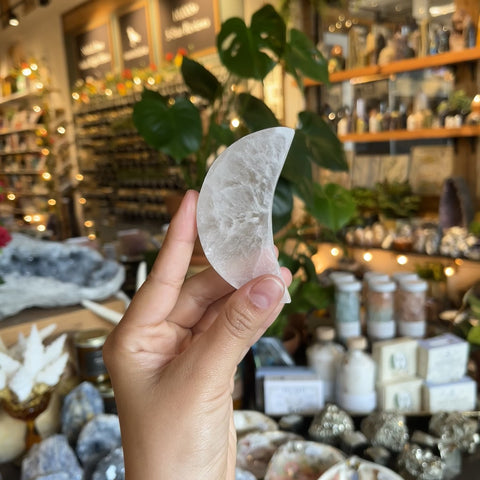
[376,376,423,412]
[372,337,418,382]
[423,376,477,413]
[255,366,323,415]
[417,333,469,384]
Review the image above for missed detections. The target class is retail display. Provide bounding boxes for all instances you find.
[333,279,362,340]
[366,279,396,340]
[197,127,295,304]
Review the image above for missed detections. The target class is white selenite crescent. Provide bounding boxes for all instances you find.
[197,126,294,303]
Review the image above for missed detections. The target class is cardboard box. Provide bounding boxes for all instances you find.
[377,376,423,412]
[372,337,418,382]
[423,377,477,412]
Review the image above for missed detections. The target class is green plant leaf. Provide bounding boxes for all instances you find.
[467,325,480,345]
[181,57,221,103]
[133,90,202,162]
[297,111,348,171]
[236,92,279,131]
[250,4,286,57]
[309,182,356,232]
[273,177,294,233]
[300,282,333,310]
[132,89,174,147]
[208,122,235,149]
[284,29,329,90]
[217,17,275,79]
[278,251,301,275]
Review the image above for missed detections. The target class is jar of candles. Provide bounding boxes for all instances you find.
[396,279,428,338]
[366,280,397,340]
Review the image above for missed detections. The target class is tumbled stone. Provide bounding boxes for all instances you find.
[61,382,104,445]
[35,474,70,480]
[92,446,124,480]
[76,414,121,471]
[21,434,83,480]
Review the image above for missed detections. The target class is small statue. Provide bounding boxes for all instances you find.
[450,9,474,51]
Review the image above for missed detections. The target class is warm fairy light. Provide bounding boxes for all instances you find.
[330,247,340,257]
[72,92,80,100]
[168,98,175,106]
[33,105,41,113]
[363,251,373,262]
[147,76,155,85]
[230,117,240,128]
[328,25,335,32]
[41,148,50,156]
[37,225,46,232]
[444,266,455,277]
[328,112,336,121]
[84,220,94,228]
[75,174,84,181]
[345,19,352,27]
[38,127,48,136]
[396,255,408,265]
[79,197,87,204]
[7,193,15,201]
[33,214,41,222]
[24,215,32,222]
[35,82,44,90]
[22,67,32,76]
[57,126,66,135]
[30,63,38,71]
[133,76,141,85]
[230,84,237,92]
[88,233,96,240]
[42,172,52,180]
[48,198,56,206]
[105,88,113,96]
[455,258,464,266]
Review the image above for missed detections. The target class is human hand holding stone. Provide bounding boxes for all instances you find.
[103,190,291,480]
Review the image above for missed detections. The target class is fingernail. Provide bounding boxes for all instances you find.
[249,277,285,310]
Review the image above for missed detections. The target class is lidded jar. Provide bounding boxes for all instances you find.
[396,279,428,338]
[306,327,345,402]
[336,336,376,414]
[366,280,397,340]
[334,279,362,341]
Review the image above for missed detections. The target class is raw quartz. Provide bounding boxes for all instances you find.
[0,324,68,402]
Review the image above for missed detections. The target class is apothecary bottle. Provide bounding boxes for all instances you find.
[396,279,428,338]
[334,279,362,341]
[366,280,397,340]
[306,327,345,402]
[336,336,376,414]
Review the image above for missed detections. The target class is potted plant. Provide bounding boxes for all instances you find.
[133,4,355,338]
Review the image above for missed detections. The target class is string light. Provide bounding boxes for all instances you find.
[444,266,455,277]
[75,174,84,181]
[230,118,240,128]
[79,197,87,204]
[24,215,32,222]
[88,233,96,240]
[41,148,50,156]
[7,193,15,200]
[84,220,94,228]
[37,225,46,232]
[363,251,373,262]
[72,92,80,100]
[42,172,52,180]
[57,126,66,135]
[396,255,408,265]
[330,247,340,257]
[32,105,42,113]
[454,258,464,266]
[105,89,113,96]
[133,77,141,85]
[35,82,44,90]
[33,215,41,222]
[22,67,32,76]
[48,198,56,206]
[30,63,38,71]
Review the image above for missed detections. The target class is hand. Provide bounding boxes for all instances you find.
[103,190,292,480]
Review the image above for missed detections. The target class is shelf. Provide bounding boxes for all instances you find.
[0,90,42,106]
[0,170,41,175]
[0,149,43,156]
[0,125,43,136]
[339,125,480,143]
[305,47,480,86]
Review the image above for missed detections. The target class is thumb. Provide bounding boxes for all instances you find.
[193,275,286,379]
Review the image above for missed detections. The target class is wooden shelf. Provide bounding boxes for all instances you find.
[0,125,43,136]
[0,149,43,156]
[0,90,42,106]
[0,170,41,175]
[306,47,480,86]
[339,125,480,143]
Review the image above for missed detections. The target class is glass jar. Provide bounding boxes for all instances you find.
[74,329,110,383]
[334,279,362,341]
[366,280,397,340]
[306,327,345,402]
[396,279,428,338]
[362,271,390,304]
[336,336,376,414]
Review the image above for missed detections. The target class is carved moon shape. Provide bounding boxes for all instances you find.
[197,126,294,303]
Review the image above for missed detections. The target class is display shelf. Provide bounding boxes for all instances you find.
[305,47,480,86]
[0,125,43,136]
[0,170,42,175]
[0,149,43,156]
[0,90,42,106]
[339,125,480,143]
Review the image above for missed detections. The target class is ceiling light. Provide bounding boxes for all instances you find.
[8,11,19,27]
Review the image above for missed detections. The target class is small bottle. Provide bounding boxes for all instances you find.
[396,279,428,338]
[336,336,376,414]
[307,327,345,403]
[366,280,397,340]
[334,279,362,341]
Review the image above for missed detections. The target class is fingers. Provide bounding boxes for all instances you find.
[120,190,198,328]
[189,274,289,383]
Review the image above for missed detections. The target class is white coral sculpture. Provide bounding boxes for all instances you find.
[0,324,68,402]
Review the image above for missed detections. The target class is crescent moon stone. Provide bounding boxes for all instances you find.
[197,126,294,303]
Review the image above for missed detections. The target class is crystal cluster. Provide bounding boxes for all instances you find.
[0,324,68,402]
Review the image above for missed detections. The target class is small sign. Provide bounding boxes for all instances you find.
[119,6,151,69]
[75,23,112,79]
[158,0,217,56]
